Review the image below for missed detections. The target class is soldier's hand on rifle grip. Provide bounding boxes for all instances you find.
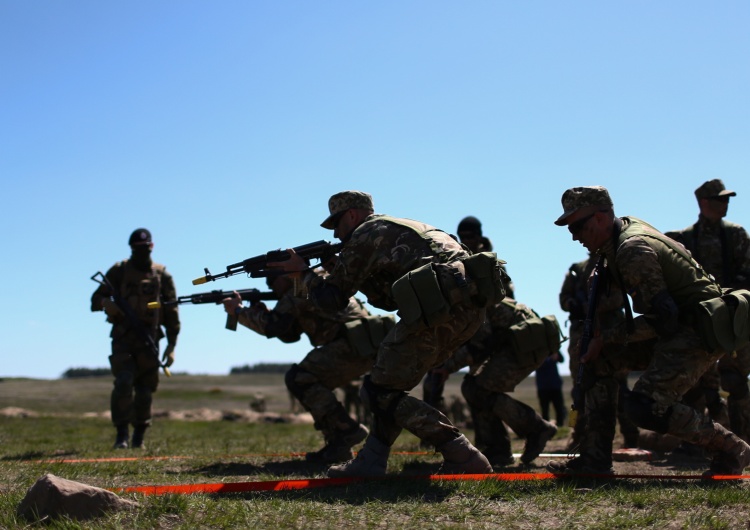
[267,249,306,280]
[222,291,243,315]
[580,335,603,364]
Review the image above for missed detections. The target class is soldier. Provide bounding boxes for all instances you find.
[535,352,567,427]
[90,228,180,450]
[271,191,507,476]
[452,298,560,467]
[665,179,750,443]
[559,255,640,449]
[222,270,393,463]
[549,186,750,476]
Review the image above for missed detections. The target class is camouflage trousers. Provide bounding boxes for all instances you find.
[568,326,639,444]
[109,336,161,427]
[368,303,485,447]
[462,346,549,457]
[582,326,725,462]
[719,344,750,443]
[290,337,375,439]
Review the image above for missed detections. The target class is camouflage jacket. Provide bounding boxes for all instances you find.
[239,269,371,347]
[559,256,626,332]
[90,259,181,345]
[599,217,721,344]
[665,215,750,289]
[304,214,467,312]
[442,298,538,372]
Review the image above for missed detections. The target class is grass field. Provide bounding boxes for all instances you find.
[2,373,750,529]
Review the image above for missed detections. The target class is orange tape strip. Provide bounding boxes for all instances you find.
[112,471,750,496]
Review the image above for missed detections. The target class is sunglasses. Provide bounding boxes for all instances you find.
[330,209,348,228]
[708,196,730,204]
[568,211,601,235]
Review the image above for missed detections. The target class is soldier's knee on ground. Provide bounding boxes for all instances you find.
[721,368,750,398]
[622,390,672,434]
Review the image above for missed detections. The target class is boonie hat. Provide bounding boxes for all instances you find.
[128,228,152,245]
[695,179,736,200]
[554,186,613,226]
[321,191,374,229]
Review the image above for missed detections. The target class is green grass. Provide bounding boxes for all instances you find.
[2,374,750,528]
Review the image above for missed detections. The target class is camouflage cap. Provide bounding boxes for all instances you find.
[695,179,736,200]
[128,228,152,245]
[320,190,374,229]
[554,186,613,226]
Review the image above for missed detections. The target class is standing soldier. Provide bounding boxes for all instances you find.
[91,228,180,450]
[666,179,750,443]
[549,186,750,476]
[559,255,639,449]
[271,191,507,476]
[222,270,394,463]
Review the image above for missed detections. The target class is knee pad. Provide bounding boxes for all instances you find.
[362,375,406,417]
[113,371,134,394]
[721,369,750,398]
[622,390,672,434]
[285,364,315,402]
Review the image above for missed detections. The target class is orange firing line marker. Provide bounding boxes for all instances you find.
[112,471,750,497]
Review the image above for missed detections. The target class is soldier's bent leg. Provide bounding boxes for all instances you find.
[462,375,513,466]
[721,367,750,444]
[492,393,557,465]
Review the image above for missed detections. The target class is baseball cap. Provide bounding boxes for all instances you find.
[128,228,152,245]
[320,191,374,229]
[554,186,613,226]
[695,179,736,200]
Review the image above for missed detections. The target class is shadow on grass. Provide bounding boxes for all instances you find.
[1,450,78,461]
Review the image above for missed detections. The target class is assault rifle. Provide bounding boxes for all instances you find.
[192,240,342,285]
[568,255,605,429]
[147,288,278,331]
[90,271,171,377]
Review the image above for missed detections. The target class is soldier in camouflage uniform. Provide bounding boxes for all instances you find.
[666,179,750,443]
[91,228,180,450]
[222,269,392,463]
[549,186,750,476]
[560,255,640,449]
[444,298,559,467]
[272,191,506,476]
[421,215,514,421]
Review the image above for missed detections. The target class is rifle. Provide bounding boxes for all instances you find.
[568,255,605,428]
[147,288,278,331]
[192,240,343,285]
[91,271,171,377]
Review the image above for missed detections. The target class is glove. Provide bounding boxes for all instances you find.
[101,298,123,321]
[162,343,175,367]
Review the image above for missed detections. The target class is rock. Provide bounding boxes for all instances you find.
[17,474,138,521]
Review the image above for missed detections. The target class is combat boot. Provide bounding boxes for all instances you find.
[131,424,148,450]
[521,420,558,465]
[113,425,129,450]
[436,434,493,474]
[484,452,515,468]
[327,435,389,477]
[306,424,369,464]
[547,455,614,476]
[702,423,750,476]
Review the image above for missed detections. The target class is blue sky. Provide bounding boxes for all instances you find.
[1,2,748,379]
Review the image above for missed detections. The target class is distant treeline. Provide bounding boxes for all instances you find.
[61,367,111,378]
[229,363,292,374]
